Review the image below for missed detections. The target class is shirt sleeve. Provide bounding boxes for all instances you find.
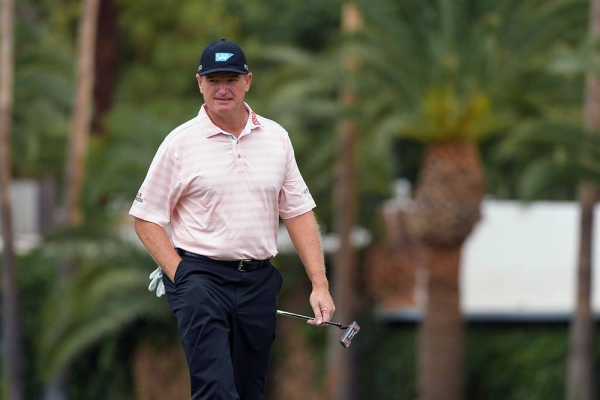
[129,141,183,227]
[278,133,316,219]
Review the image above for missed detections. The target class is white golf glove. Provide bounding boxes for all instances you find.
[148,266,166,297]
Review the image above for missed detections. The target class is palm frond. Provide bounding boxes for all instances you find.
[497,122,596,161]
[41,294,168,379]
[37,242,171,379]
[518,157,595,200]
[549,36,600,78]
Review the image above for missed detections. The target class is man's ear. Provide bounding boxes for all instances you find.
[245,72,253,92]
[196,74,203,93]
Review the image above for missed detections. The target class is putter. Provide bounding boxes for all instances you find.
[276,309,361,348]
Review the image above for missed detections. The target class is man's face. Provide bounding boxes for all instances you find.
[197,72,252,117]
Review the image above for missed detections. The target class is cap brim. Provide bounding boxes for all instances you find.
[198,67,248,76]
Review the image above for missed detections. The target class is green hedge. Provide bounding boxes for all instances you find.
[355,317,594,400]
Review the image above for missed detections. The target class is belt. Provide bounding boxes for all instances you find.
[176,248,271,272]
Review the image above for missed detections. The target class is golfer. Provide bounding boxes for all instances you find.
[130,39,335,400]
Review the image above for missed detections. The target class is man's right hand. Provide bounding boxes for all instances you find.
[308,287,335,326]
[133,218,182,285]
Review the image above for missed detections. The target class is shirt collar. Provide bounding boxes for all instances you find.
[198,103,263,138]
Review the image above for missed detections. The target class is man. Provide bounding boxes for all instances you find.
[130,39,335,400]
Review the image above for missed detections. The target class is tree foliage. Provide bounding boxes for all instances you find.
[37,235,172,380]
[13,1,73,178]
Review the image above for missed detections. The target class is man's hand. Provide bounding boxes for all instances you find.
[134,218,181,283]
[308,288,335,326]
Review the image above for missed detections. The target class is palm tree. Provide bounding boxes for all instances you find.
[63,0,100,229]
[0,0,25,398]
[354,0,588,399]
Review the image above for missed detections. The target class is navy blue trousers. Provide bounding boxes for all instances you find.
[163,252,282,400]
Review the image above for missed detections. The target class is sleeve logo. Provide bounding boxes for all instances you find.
[135,192,144,203]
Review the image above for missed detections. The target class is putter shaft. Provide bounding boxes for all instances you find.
[276,310,348,329]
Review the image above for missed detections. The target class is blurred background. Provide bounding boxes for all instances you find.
[1,0,600,399]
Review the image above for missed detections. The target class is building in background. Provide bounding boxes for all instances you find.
[374,199,600,323]
[0,179,54,254]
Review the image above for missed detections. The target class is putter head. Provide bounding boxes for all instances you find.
[339,321,360,348]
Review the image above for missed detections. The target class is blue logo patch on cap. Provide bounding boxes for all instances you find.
[215,52,234,62]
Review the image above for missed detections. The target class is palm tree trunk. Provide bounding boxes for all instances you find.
[92,0,118,135]
[63,0,101,228]
[566,1,600,398]
[327,3,362,399]
[0,0,25,398]
[418,245,462,400]
[0,0,25,400]
[567,183,597,400]
[409,140,485,400]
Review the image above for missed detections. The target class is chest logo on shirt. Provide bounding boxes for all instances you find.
[135,192,144,203]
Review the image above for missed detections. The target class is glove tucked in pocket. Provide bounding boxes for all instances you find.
[148,266,166,297]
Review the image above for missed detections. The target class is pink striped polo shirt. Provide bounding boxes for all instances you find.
[129,103,316,260]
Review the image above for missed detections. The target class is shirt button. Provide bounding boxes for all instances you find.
[238,154,241,158]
